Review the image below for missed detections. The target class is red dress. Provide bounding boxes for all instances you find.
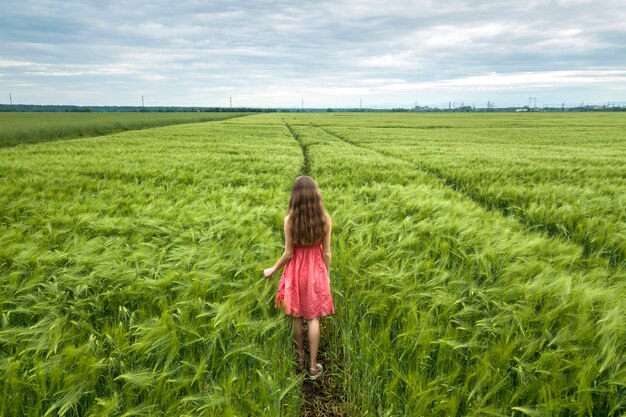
[275,242,335,320]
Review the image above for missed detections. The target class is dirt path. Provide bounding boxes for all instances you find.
[299,320,350,417]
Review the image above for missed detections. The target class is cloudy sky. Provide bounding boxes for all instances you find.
[1,0,625,108]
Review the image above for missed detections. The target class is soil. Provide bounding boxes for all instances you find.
[298,320,353,417]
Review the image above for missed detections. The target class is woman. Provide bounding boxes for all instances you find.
[264,176,334,380]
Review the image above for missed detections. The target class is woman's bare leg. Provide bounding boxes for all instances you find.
[293,317,304,364]
[308,318,320,370]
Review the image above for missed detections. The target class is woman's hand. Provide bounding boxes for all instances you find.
[263,267,275,278]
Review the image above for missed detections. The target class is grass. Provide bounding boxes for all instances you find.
[310,112,626,269]
[0,118,304,416]
[0,112,252,147]
[280,113,625,416]
[0,112,624,416]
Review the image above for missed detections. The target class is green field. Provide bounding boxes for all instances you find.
[0,112,251,147]
[0,113,624,416]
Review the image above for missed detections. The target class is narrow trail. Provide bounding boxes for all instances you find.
[299,321,348,417]
[285,122,312,177]
[284,121,348,416]
[311,123,621,272]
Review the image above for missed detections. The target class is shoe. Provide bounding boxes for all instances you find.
[309,363,323,380]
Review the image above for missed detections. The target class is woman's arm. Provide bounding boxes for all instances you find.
[264,216,294,278]
[322,213,332,280]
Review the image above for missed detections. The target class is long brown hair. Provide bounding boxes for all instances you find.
[288,176,327,246]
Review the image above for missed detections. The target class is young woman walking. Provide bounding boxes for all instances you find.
[264,176,334,380]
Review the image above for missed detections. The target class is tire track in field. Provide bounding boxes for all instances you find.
[284,121,348,417]
[310,123,621,272]
[285,121,312,177]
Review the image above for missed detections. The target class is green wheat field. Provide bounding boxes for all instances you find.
[0,112,251,147]
[1,112,624,416]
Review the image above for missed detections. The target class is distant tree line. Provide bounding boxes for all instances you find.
[1,104,624,113]
[0,104,276,113]
[276,105,626,113]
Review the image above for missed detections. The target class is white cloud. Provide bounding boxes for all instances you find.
[0,59,37,68]
[137,73,167,81]
[358,53,423,69]
[419,23,511,49]
[1,1,626,106]
[380,70,626,91]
